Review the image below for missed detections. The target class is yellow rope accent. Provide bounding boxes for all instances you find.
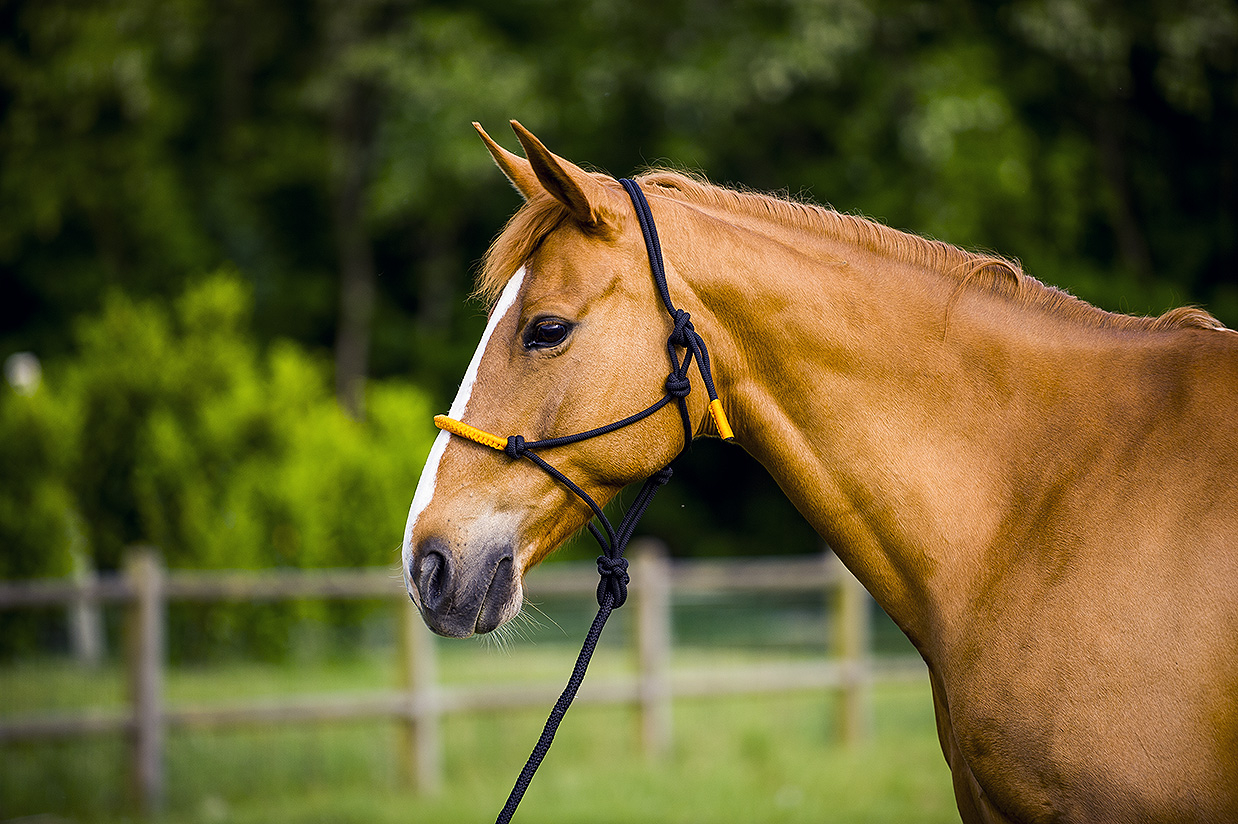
[708,399,735,441]
[434,415,506,451]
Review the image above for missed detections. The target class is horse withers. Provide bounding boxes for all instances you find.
[402,121,1238,823]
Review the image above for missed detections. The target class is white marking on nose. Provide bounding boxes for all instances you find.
[402,266,528,578]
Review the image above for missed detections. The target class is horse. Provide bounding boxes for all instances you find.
[402,121,1238,823]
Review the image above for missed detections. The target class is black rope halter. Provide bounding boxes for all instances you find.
[431,178,733,823]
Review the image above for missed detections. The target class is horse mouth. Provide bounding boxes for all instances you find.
[409,539,519,638]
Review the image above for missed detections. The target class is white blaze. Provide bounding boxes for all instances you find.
[402,266,527,580]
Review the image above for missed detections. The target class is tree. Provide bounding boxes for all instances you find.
[2,0,1234,565]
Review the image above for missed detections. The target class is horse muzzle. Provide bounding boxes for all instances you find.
[406,536,522,637]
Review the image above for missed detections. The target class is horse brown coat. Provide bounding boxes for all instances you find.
[403,122,1238,823]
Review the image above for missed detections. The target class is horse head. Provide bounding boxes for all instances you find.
[402,122,716,637]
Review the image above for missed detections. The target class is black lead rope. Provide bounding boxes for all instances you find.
[491,464,670,824]
[437,179,731,824]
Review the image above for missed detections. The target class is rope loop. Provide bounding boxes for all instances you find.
[664,372,692,398]
[504,435,527,459]
[595,554,630,607]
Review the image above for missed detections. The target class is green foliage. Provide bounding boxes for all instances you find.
[41,269,434,574]
[5,0,1235,372]
[0,271,434,655]
[0,374,80,580]
[1,0,1235,572]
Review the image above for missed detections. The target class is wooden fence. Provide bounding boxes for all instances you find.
[0,540,925,814]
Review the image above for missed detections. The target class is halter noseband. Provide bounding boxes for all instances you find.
[430,178,733,823]
[433,178,732,592]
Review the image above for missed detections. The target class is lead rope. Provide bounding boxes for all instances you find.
[491,463,671,824]
[436,179,732,824]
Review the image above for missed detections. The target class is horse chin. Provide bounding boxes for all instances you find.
[407,536,524,638]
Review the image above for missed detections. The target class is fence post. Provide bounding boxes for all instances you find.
[632,538,671,759]
[400,598,441,794]
[69,547,104,667]
[829,550,871,746]
[125,547,165,815]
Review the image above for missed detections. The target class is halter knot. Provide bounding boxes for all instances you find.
[668,309,695,348]
[504,435,527,459]
[595,554,630,607]
[665,372,692,398]
[485,178,731,824]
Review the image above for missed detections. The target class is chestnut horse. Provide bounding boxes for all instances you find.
[402,121,1238,823]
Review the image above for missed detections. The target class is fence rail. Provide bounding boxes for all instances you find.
[0,541,925,814]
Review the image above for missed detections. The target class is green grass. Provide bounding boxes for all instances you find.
[0,647,957,823]
[2,596,953,822]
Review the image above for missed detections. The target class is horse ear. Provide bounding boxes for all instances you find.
[509,120,620,228]
[474,122,541,201]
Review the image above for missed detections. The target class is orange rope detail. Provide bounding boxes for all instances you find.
[434,415,506,451]
[708,399,735,441]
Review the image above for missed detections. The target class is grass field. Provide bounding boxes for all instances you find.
[2,594,958,823]
[2,658,957,823]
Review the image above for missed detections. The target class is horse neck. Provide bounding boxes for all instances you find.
[663,201,1099,649]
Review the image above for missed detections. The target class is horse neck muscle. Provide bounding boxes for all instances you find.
[661,198,1149,650]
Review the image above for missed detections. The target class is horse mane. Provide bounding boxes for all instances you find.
[478,169,1229,334]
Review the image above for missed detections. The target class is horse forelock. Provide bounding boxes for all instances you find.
[477,193,571,308]
[476,171,622,310]
[476,167,1229,334]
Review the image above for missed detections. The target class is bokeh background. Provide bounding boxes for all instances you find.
[1,0,1235,821]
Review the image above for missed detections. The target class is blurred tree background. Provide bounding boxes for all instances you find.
[1,0,1235,593]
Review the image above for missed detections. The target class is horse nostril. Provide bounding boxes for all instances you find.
[414,545,452,612]
[476,553,516,634]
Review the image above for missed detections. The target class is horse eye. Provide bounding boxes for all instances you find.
[525,319,571,349]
